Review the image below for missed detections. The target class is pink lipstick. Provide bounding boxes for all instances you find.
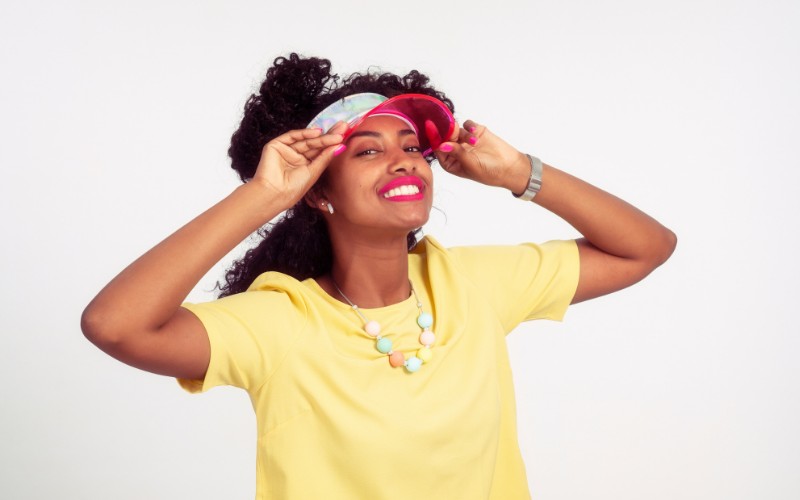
[379,176,425,201]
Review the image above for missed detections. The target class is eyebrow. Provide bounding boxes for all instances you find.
[346,129,417,141]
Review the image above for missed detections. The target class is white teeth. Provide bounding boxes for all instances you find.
[383,185,420,198]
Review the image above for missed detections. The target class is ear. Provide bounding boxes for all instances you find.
[304,186,328,212]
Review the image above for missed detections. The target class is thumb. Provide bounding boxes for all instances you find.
[424,119,443,151]
[306,143,341,182]
[434,141,472,176]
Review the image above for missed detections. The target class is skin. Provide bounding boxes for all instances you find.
[308,116,436,307]
[81,113,676,382]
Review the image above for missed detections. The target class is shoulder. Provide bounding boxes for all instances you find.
[415,236,580,328]
[418,235,578,273]
[184,271,317,336]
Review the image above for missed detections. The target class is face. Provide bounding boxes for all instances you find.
[319,115,434,240]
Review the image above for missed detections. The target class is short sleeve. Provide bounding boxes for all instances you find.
[449,240,580,332]
[177,287,307,394]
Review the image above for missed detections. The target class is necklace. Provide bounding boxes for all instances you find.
[331,278,435,373]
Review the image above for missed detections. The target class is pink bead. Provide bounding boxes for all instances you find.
[388,351,405,367]
[419,331,436,346]
[365,320,381,337]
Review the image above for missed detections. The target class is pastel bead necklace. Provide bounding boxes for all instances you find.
[331,278,435,373]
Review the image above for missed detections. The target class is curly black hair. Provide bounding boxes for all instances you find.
[218,53,455,297]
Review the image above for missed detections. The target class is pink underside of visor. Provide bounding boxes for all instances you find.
[333,94,456,156]
[343,113,453,156]
[362,112,418,134]
[342,112,420,150]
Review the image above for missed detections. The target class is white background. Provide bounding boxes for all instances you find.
[2,0,798,498]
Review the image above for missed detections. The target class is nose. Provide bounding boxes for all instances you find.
[387,144,416,174]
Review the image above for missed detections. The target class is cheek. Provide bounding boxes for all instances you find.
[326,172,373,206]
[420,163,434,190]
[322,162,356,196]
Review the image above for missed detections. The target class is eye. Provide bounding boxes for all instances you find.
[356,148,380,156]
[405,145,422,153]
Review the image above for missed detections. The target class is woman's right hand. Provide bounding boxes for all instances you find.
[252,122,347,206]
[81,123,347,380]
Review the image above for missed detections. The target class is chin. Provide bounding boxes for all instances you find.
[403,210,431,230]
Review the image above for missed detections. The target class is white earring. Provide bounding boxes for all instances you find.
[325,202,334,214]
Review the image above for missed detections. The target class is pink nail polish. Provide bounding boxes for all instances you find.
[440,143,453,152]
[333,144,347,156]
[469,126,476,133]
[468,136,478,146]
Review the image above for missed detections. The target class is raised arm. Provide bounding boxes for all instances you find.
[81,126,344,379]
[529,164,676,303]
[433,120,676,304]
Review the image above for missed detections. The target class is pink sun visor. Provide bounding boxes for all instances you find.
[307,93,456,155]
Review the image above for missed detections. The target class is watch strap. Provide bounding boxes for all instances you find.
[513,154,543,201]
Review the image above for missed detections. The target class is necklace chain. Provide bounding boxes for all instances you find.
[331,277,435,373]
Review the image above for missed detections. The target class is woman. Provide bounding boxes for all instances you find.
[82,53,676,499]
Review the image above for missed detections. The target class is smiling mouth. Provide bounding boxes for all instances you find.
[383,185,421,199]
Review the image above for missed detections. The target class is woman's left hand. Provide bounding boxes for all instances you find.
[432,120,530,195]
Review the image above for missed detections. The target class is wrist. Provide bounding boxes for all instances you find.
[505,152,530,194]
[511,154,543,201]
[232,182,294,224]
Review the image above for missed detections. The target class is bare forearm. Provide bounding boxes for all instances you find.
[533,164,676,264]
[433,121,676,302]
[82,182,286,341]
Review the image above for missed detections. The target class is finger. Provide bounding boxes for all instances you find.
[458,120,484,146]
[273,127,325,146]
[305,142,340,180]
[447,121,460,142]
[307,121,348,160]
[285,132,343,162]
[424,119,443,151]
[437,127,476,158]
[298,133,343,152]
[271,119,347,151]
[267,141,307,167]
[327,121,349,135]
[438,140,469,158]
[462,119,483,135]
[290,121,347,157]
[433,141,469,175]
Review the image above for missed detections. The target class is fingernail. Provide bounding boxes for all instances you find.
[439,143,453,152]
[333,144,347,156]
[469,126,476,133]
[468,136,478,146]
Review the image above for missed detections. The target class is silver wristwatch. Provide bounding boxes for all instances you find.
[513,154,543,201]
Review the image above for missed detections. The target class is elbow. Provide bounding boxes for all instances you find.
[81,303,107,347]
[81,302,125,352]
[648,226,678,269]
[660,227,678,264]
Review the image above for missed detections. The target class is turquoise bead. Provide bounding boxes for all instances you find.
[405,356,423,372]
[417,312,433,329]
[376,337,393,354]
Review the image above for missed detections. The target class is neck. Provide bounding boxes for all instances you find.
[323,231,414,308]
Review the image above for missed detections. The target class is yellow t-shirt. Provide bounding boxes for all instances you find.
[180,236,579,500]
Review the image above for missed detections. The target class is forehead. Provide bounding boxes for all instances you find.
[349,115,418,137]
